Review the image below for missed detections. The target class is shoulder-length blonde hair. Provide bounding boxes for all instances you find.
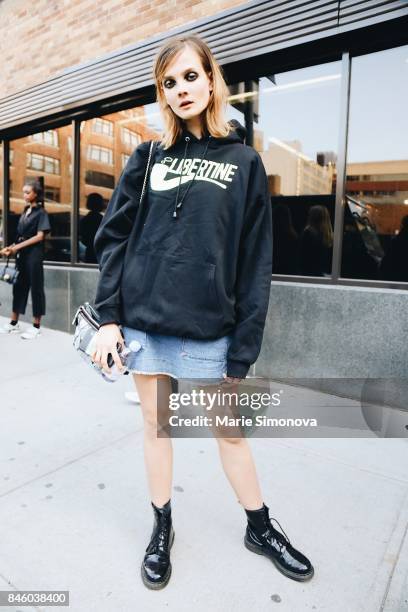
[153,34,233,149]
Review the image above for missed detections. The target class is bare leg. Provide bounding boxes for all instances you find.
[216,437,263,510]
[133,373,174,507]
[33,316,41,326]
[11,312,19,322]
[209,381,263,510]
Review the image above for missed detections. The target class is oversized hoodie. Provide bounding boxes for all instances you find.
[93,119,273,379]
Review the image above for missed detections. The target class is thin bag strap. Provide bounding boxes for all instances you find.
[139,140,156,206]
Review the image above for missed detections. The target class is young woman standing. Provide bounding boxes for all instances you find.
[0,180,51,338]
[92,34,314,589]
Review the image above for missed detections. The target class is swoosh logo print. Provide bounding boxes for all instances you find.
[150,163,228,191]
[150,164,192,191]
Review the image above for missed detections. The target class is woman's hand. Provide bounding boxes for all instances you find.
[1,245,15,257]
[91,323,125,374]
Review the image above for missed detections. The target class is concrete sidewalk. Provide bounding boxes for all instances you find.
[0,315,407,612]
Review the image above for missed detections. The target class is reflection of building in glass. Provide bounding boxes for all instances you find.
[9,126,72,217]
[9,107,162,220]
[31,130,59,147]
[7,105,163,262]
[93,118,114,137]
[79,108,161,216]
[346,160,408,235]
[260,137,336,196]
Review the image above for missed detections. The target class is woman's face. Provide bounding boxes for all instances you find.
[23,185,37,205]
[161,45,213,125]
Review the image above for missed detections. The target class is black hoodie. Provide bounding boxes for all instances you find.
[94,119,273,379]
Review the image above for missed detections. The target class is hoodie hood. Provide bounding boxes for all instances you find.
[212,118,247,146]
[180,118,246,147]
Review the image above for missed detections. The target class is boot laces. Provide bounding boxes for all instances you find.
[265,511,292,548]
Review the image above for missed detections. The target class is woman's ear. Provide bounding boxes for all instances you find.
[208,71,213,93]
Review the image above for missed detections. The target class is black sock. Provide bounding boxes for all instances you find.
[245,503,268,531]
[33,323,40,329]
[10,320,18,326]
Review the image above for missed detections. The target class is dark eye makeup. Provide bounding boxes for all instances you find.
[163,71,198,88]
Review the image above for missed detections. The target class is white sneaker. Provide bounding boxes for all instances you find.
[21,327,41,340]
[125,391,140,404]
[0,322,22,334]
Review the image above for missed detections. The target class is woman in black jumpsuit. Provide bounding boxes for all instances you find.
[0,180,51,339]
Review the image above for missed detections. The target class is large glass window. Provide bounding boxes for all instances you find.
[87,145,113,165]
[31,130,59,147]
[27,152,60,174]
[92,118,114,137]
[78,107,164,263]
[8,125,72,262]
[342,45,408,283]
[253,62,341,276]
[121,127,141,149]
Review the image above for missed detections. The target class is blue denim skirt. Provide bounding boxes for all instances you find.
[122,326,232,382]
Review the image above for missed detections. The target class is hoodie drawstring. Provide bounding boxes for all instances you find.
[173,135,211,219]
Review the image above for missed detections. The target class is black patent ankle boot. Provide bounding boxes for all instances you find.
[244,503,314,582]
[141,499,175,590]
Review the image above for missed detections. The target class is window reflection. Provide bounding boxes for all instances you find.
[122,127,141,148]
[87,145,113,165]
[27,153,61,174]
[31,130,58,147]
[253,63,341,276]
[8,126,72,262]
[78,106,164,263]
[342,45,408,282]
[92,118,114,137]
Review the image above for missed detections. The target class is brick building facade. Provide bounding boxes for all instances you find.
[0,0,243,98]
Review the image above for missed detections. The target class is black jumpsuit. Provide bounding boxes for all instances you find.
[12,206,51,318]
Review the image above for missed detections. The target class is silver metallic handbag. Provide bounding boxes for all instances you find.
[72,302,131,382]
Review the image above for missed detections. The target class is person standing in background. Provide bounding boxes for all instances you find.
[0,179,51,339]
[299,205,333,276]
[79,193,104,263]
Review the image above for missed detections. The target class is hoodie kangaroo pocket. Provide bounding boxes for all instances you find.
[122,253,223,335]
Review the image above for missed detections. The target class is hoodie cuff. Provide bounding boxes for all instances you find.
[226,359,250,379]
[97,306,121,327]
